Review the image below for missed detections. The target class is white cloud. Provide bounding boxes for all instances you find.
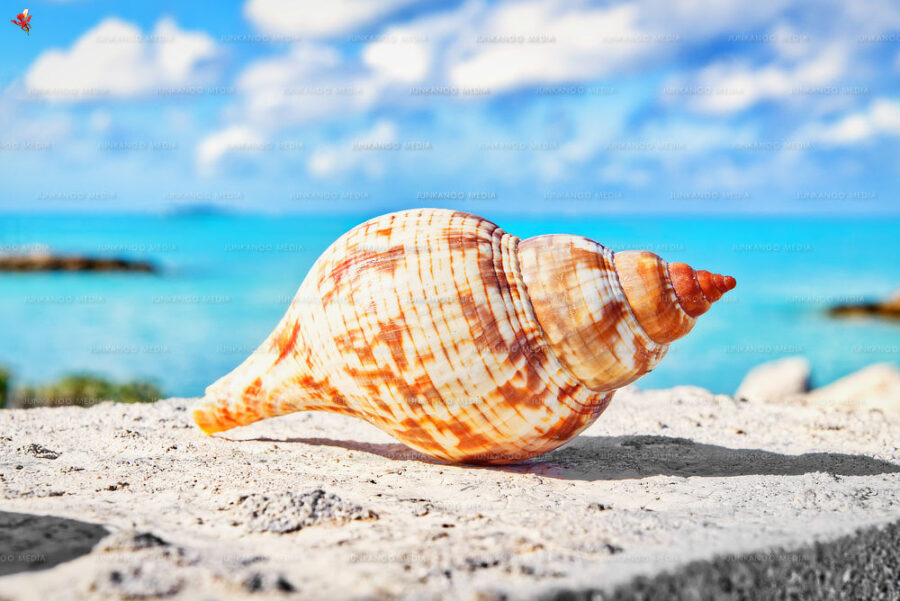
[194,42,382,170]
[227,0,805,127]
[669,43,847,114]
[232,43,378,128]
[660,0,900,116]
[219,0,836,133]
[199,0,900,180]
[449,2,654,91]
[25,17,219,101]
[444,0,807,93]
[362,33,431,84]
[229,4,482,133]
[154,18,219,83]
[226,3,479,133]
[307,120,397,178]
[196,126,266,174]
[244,0,418,37]
[360,3,486,86]
[810,99,900,145]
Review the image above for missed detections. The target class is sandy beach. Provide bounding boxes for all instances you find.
[1,385,898,600]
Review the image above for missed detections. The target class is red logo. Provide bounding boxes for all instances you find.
[11,9,31,35]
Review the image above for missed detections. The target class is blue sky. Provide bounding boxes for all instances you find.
[1,0,899,215]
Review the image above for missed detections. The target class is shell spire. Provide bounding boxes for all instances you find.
[192,209,736,465]
[668,262,736,316]
[613,251,735,344]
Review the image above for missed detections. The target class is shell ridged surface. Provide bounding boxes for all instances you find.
[518,236,669,392]
[194,208,734,464]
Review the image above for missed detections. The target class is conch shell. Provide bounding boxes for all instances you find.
[194,209,735,464]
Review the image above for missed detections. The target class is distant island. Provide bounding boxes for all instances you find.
[162,203,234,218]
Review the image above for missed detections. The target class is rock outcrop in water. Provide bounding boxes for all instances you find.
[0,253,156,273]
[828,290,900,320]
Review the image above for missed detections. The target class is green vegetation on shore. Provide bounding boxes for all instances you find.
[0,366,10,408]
[0,368,163,409]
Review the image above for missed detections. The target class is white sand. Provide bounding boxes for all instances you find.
[1,386,898,599]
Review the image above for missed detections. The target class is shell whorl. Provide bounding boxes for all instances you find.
[517,236,668,392]
[516,238,735,389]
[193,209,735,464]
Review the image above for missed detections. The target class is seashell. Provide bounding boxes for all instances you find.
[193,209,735,465]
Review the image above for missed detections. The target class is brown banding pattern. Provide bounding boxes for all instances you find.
[614,251,694,344]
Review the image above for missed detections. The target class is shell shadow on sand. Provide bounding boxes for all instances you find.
[0,511,109,576]
[239,434,900,482]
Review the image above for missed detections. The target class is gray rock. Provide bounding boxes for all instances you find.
[20,443,60,460]
[90,529,293,598]
[540,519,900,601]
[735,357,810,403]
[805,363,900,412]
[90,561,186,599]
[229,489,377,533]
[239,570,295,593]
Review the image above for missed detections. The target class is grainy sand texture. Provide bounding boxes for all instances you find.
[1,386,898,600]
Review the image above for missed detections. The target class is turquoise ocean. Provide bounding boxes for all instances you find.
[1,213,897,398]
